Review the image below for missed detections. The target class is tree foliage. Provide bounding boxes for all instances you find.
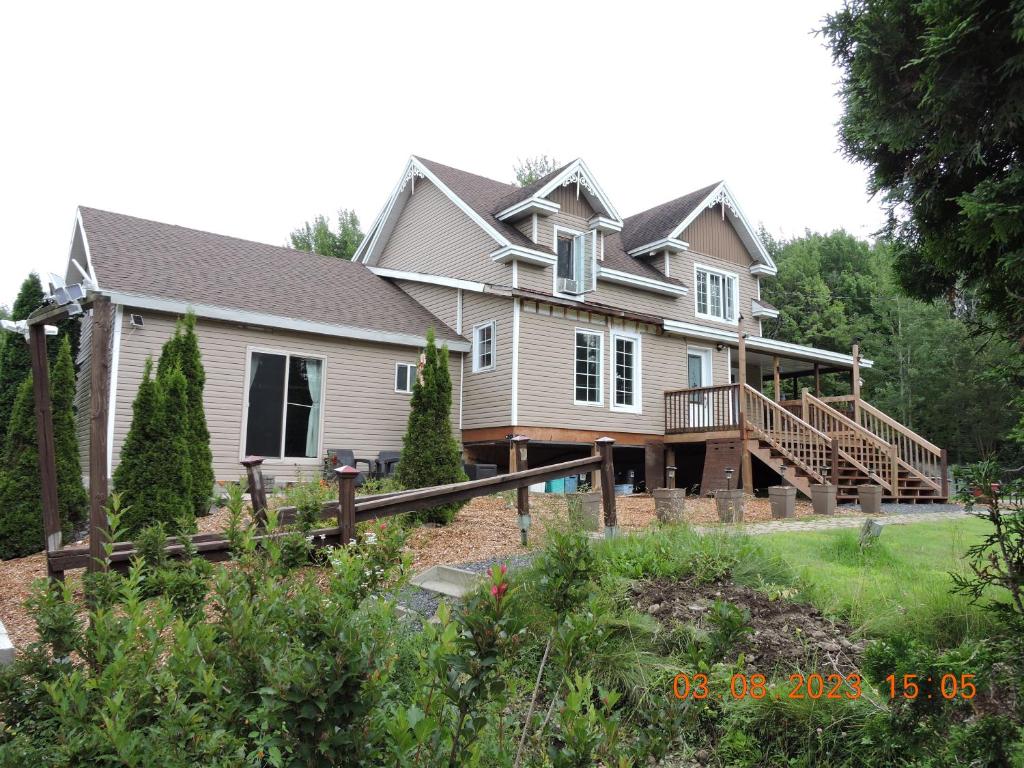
[822,0,1024,347]
[289,209,363,260]
[156,313,213,516]
[395,328,467,524]
[52,335,88,533]
[0,274,44,448]
[0,377,41,559]
[514,155,560,187]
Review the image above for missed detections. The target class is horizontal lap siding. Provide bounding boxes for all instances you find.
[666,249,760,337]
[461,293,512,430]
[393,281,460,332]
[377,179,510,285]
[112,310,460,484]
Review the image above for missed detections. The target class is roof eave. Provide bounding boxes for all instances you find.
[626,237,689,257]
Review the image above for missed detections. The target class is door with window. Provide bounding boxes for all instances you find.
[686,347,713,427]
[244,350,324,460]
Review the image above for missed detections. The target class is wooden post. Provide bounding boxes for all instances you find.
[335,465,358,545]
[590,442,602,493]
[813,363,821,397]
[28,324,62,577]
[772,356,782,403]
[595,437,617,537]
[241,456,269,529]
[830,438,840,486]
[940,448,949,499]
[737,330,754,494]
[665,445,676,489]
[801,387,810,424]
[889,442,900,500]
[851,343,861,423]
[87,298,113,573]
[791,375,799,401]
[511,435,530,545]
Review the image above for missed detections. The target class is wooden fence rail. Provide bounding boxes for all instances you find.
[47,437,619,577]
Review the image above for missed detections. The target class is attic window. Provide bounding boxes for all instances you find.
[555,230,586,295]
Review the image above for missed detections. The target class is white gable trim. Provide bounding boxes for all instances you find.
[490,245,557,267]
[597,267,688,297]
[496,197,560,221]
[532,158,623,223]
[368,266,488,293]
[668,182,777,274]
[626,237,689,257]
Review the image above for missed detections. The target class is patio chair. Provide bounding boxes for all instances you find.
[375,450,402,478]
[324,448,373,486]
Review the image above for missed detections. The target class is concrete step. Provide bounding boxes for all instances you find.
[410,565,483,598]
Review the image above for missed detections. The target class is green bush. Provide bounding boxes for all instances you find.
[394,328,467,524]
[52,335,88,533]
[0,377,43,559]
[0,274,43,449]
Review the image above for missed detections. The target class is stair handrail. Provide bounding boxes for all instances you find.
[857,398,942,456]
[802,390,894,492]
[743,384,832,484]
[856,399,944,493]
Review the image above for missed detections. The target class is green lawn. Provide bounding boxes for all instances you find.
[755,516,998,647]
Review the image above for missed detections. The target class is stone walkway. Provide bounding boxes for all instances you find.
[695,508,970,536]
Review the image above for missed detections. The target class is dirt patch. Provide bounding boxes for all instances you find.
[633,577,864,676]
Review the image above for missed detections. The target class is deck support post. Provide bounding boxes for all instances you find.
[889,442,900,500]
[851,342,861,422]
[813,363,821,397]
[511,435,530,545]
[335,466,359,545]
[242,456,269,529]
[830,438,840,486]
[940,448,949,499]
[737,329,754,494]
[596,437,617,537]
[87,296,113,573]
[665,446,676,489]
[28,324,62,578]
[772,356,781,403]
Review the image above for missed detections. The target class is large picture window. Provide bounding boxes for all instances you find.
[574,330,603,404]
[695,265,738,323]
[611,332,641,413]
[244,350,324,459]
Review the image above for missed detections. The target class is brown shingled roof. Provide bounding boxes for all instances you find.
[620,182,720,252]
[79,207,462,343]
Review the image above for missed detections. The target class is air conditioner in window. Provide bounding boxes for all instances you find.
[557,277,583,295]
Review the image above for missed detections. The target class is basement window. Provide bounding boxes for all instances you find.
[243,350,324,459]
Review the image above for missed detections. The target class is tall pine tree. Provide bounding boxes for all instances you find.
[155,313,213,516]
[395,328,466,524]
[0,377,42,558]
[0,274,44,448]
[52,335,88,532]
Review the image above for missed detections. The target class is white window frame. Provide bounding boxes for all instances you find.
[609,329,642,414]
[239,345,327,463]
[472,320,496,372]
[553,225,586,299]
[394,361,417,394]
[573,328,604,406]
[693,262,740,325]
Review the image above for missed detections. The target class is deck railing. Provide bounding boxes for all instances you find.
[743,384,832,483]
[664,383,739,434]
[802,391,894,492]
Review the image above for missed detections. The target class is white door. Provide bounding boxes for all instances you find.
[687,348,713,427]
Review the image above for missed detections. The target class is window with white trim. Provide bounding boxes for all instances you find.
[574,330,602,404]
[472,321,495,372]
[695,265,738,323]
[244,350,324,459]
[611,332,641,412]
[395,362,417,393]
[555,228,586,295]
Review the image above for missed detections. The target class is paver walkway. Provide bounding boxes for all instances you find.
[695,508,970,536]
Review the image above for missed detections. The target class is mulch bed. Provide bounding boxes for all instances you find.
[632,577,864,676]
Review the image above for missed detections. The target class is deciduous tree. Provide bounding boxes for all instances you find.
[289,209,363,260]
[514,155,560,187]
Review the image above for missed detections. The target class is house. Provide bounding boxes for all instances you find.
[64,156,947,502]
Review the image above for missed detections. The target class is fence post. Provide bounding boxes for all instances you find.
[889,443,900,500]
[335,465,358,545]
[595,437,617,537]
[940,448,949,499]
[241,456,268,529]
[830,438,839,486]
[28,324,63,578]
[511,435,530,545]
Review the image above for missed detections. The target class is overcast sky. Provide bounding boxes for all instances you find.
[0,0,883,309]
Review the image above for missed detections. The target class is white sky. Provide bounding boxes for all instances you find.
[0,0,885,309]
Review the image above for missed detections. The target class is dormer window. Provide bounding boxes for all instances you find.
[694,264,738,324]
[556,232,585,295]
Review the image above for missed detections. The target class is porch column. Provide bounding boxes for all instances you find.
[737,328,754,494]
[772,356,781,403]
[851,342,861,422]
[814,363,821,397]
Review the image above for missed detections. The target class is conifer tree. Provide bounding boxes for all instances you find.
[52,336,88,532]
[0,377,42,558]
[113,359,161,534]
[395,328,467,524]
[0,274,44,447]
[155,364,194,529]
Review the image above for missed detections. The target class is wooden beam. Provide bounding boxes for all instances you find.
[760,366,847,381]
[814,363,821,397]
[28,324,61,575]
[851,342,861,422]
[772,356,781,403]
[596,437,617,534]
[461,425,655,447]
[88,297,112,572]
[738,329,754,494]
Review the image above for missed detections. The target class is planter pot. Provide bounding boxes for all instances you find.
[857,484,883,515]
[715,489,744,523]
[577,491,602,532]
[652,488,687,524]
[810,484,837,516]
[768,486,796,519]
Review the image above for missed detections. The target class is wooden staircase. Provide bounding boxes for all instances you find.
[740,384,948,503]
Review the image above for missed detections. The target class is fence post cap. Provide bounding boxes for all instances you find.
[241,456,264,467]
[511,434,530,443]
[334,465,360,478]
[595,436,616,446]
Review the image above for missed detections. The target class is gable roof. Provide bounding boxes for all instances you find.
[621,182,720,252]
[75,206,465,348]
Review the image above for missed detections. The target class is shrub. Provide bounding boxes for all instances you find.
[0,273,43,449]
[394,328,467,524]
[284,478,333,529]
[52,335,88,533]
[0,377,43,559]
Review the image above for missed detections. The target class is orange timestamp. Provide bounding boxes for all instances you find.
[672,672,863,701]
[884,673,976,701]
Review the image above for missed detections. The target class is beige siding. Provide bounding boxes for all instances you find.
[461,292,513,430]
[393,281,460,332]
[112,310,461,484]
[74,309,94,478]
[377,178,511,285]
[681,206,751,266]
[666,250,761,337]
[548,185,596,219]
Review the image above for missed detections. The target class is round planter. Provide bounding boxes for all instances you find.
[857,484,883,515]
[768,486,796,519]
[810,484,837,516]
[715,488,744,523]
[652,488,687,524]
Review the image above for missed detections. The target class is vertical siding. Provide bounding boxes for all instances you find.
[549,185,596,219]
[393,281,460,332]
[680,205,751,266]
[377,179,511,285]
[112,310,461,484]
[74,308,94,478]
[461,293,513,430]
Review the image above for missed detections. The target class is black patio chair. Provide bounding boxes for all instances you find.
[375,450,402,478]
[325,448,373,486]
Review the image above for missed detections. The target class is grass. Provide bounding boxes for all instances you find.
[755,516,998,646]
